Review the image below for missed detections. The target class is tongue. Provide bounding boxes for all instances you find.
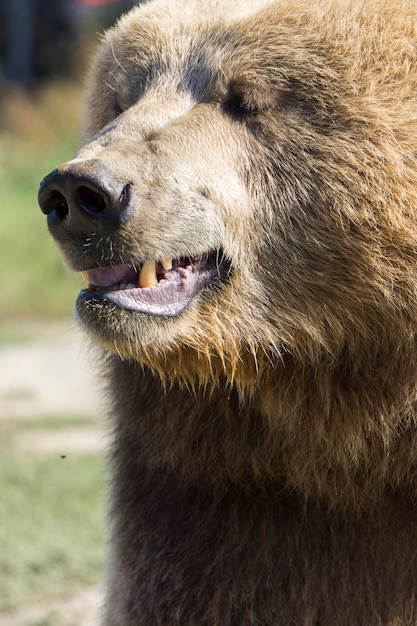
[82,264,137,287]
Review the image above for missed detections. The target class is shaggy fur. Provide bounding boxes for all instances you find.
[38,0,417,623]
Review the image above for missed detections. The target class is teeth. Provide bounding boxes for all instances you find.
[138,260,158,288]
[160,257,173,271]
[82,257,173,291]
[120,282,137,290]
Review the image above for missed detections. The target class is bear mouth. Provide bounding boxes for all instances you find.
[78,250,230,317]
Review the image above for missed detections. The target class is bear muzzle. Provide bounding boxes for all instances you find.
[38,157,231,318]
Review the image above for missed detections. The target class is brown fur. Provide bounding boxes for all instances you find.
[39,0,417,623]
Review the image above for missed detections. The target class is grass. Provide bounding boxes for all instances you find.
[0,83,85,320]
[0,414,97,440]
[14,415,95,431]
[0,82,107,613]
[0,452,106,611]
[0,416,106,611]
[0,321,45,345]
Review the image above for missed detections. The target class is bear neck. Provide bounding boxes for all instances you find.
[105,351,417,510]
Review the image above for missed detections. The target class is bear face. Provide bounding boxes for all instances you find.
[38,0,417,505]
[38,0,417,388]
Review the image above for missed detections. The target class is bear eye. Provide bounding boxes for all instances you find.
[222,88,254,119]
[221,77,274,121]
[113,96,124,116]
[222,86,257,119]
[112,89,131,116]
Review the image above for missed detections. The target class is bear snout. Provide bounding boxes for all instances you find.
[38,161,132,237]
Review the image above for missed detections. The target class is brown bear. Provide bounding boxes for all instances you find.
[38,0,417,623]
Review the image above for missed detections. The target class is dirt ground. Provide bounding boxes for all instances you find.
[0,320,102,422]
[0,320,104,626]
[0,587,101,626]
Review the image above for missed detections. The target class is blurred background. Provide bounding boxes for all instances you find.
[0,1,141,624]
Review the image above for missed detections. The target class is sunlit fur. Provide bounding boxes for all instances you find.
[47,0,417,623]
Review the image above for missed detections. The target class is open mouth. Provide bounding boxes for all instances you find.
[78,250,229,317]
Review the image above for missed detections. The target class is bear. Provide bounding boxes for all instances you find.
[38,0,417,623]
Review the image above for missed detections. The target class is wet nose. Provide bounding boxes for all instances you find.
[38,161,131,234]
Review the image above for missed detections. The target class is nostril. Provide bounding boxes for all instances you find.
[76,185,108,213]
[41,189,69,219]
[119,183,132,211]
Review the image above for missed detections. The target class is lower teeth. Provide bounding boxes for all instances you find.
[118,282,137,290]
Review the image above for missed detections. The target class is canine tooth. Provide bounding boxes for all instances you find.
[160,257,173,271]
[138,260,158,288]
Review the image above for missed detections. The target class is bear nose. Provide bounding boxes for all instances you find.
[38,162,131,234]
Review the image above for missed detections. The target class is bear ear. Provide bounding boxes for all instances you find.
[222,76,276,118]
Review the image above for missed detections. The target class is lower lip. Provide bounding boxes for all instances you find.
[76,280,194,317]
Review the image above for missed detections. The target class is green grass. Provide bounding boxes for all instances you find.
[0,450,106,610]
[0,83,84,319]
[0,136,83,319]
[0,414,97,441]
[0,83,108,612]
[16,415,95,431]
[0,413,106,611]
[0,321,43,345]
